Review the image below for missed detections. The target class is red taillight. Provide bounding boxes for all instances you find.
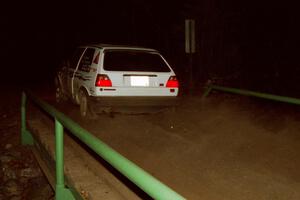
[95,74,112,87]
[166,76,179,88]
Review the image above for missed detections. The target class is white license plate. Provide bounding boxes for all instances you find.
[130,76,149,86]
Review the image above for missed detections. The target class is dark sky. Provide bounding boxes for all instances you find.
[1,0,299,88]
[1,1,183,82]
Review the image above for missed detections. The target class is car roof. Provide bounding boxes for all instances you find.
[79,43,158,52]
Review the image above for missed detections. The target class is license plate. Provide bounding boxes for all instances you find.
[130,76,149,86]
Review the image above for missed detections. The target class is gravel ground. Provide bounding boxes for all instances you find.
[0,87,54,200]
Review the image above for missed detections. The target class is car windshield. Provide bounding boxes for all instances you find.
[103,50,171,72]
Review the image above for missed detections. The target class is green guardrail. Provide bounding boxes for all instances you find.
[203,84,300,105]
[21,91,186,200]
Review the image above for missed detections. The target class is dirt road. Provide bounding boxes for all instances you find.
[46,93,300,200]
[3,84,299,199]
[0,85,300,200]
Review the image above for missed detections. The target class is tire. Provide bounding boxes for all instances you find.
[79,89,96,119]
[55,80,66,103]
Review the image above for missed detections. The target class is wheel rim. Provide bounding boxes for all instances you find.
[80,91,87,117]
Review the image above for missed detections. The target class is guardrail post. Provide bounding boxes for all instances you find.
[55,119,74,200]
[202,85,212,98]
[21,92,33,145]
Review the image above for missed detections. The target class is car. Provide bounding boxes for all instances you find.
[55,44,179,117]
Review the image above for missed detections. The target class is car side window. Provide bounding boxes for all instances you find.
[70,48,85,69]
[78,48,95,72]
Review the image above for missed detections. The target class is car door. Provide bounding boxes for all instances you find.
[66,48,85,97]
[73,48,96,96]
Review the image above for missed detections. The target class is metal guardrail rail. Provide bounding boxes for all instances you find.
[21,91,186,200]
[203,84,300,105]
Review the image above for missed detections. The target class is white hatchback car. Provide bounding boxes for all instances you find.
[55,44,179,117]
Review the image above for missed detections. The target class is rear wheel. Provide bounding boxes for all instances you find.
[79,89,96,119]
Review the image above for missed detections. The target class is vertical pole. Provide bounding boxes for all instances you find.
[189,20,195,94]
[55,119,75,200]
[55,119,64,189]
[185,20,191,54]
[21,92,33,145]
[21,92,26,137]
[189,54,194,94]
[185,19,196,95]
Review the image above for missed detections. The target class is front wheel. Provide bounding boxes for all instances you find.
[55,81,66,103]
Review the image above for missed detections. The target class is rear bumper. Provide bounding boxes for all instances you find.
[88,96,180,108]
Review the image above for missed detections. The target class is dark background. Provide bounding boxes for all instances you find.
[1,0,299,96]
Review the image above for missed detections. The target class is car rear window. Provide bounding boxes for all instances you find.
[103,50,171,72]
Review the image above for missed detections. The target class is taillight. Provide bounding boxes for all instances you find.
[166,76,179,88]
[95,74,112,87]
